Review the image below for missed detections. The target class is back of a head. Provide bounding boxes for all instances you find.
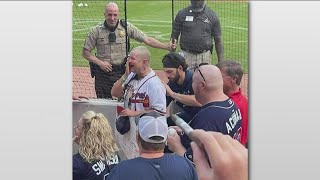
[216,60,244,86]
[199,65,224,92]
[131,46,151,63]
[137,112,168,151]
[80,111,118,162]
[162,52,188,71]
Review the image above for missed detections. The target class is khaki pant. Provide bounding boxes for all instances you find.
[180,50,212,70]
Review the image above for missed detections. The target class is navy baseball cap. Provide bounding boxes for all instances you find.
[116,116,130,135]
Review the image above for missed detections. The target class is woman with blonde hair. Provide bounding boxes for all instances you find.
[73,110,120,180]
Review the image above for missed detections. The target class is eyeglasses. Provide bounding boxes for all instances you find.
[194,63,208,82]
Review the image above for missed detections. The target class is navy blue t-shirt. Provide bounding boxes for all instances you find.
[167,70,200,120]
[107,153,198,180]
[73,153,120,180]
[181,99,242,161]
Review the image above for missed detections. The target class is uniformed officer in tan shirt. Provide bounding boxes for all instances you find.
[82,2,172,99]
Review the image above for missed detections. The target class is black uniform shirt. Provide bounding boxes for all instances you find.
[171,5,221,53]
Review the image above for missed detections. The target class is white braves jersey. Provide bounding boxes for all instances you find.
[124,70,166,115]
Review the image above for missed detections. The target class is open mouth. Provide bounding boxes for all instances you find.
[129,64,134,71]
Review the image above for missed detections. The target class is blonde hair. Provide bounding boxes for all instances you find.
[78,111,119,163]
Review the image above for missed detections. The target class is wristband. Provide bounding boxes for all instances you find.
[121,74,127,81]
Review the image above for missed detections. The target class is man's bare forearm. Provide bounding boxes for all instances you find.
[82,48,102,65]
[171,93,202,107]
[174,146,186,156]
[111,76,125,98]
[143,37,171,51]
[214,36,224,62]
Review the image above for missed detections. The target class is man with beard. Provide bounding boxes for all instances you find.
[167,64,242,162]
[170,0,224,69]
[162,52,201,126]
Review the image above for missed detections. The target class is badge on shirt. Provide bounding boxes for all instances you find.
[119,30,125,37]
[185,16,194,22]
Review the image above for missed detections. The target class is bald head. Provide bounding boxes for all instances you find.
[194,65,224,91]
[104,2,120,28]
[105,2,119,11]
[128,46,151,76]
[130,46,151,63]
[192,64,225,104]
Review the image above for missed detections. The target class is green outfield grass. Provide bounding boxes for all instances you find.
[73,1,248,72]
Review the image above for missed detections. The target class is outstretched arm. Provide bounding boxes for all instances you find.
[127,22,172,51]
[164,83,202,107]
[143,36,172,51]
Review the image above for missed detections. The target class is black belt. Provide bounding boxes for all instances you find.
[111,63,125,71]
[89,61,125,78]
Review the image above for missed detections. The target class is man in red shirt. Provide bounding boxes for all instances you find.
[217,60,248,147]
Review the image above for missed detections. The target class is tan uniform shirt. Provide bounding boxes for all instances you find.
[83,21,146,65]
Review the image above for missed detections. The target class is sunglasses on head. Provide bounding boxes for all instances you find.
[194,63,208,82]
